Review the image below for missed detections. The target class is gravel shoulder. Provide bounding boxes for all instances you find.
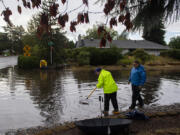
[5,103,180,135]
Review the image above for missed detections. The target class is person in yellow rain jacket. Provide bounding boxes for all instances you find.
[95,68,119,116]
[40,60,47,69]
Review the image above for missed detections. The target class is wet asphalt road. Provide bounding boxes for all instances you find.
[0,56,17,69]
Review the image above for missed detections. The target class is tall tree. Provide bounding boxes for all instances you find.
[142,20,166,45]
[0,33,11,53]
[169,36,180,49]
[24,4,73,64]
[132,0,166,45]
[83,25,119,40]
[3,25,25,54]
[3,25,25,42]
[27,14,40,34]
[83,25,128,40]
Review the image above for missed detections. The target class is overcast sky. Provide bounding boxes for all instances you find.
[0,0,180,43]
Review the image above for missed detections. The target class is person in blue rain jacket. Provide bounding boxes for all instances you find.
[128,60,146,110]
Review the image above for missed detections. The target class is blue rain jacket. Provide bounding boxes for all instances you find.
[129,65,146,86]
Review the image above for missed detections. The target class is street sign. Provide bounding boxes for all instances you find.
[23,45,31,56]
[48,41,54,46]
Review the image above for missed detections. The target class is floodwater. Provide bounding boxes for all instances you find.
[0,57,180,133]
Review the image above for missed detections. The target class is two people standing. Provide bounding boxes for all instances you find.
[95,60,146,115]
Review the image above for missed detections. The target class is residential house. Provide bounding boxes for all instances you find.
[76,37,169,56]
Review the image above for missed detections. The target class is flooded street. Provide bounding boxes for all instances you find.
[0,57,180,133]
[0,56,17,69]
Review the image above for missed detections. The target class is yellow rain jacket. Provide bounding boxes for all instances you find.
[96,69,118,94]
[40,60,47,68]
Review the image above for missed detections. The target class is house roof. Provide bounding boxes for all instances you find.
[77,39,169,50]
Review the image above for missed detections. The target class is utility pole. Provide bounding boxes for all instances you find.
[48,41,54,65]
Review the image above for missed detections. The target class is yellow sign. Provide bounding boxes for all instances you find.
[23,45,31,56]
[24,53,31,56]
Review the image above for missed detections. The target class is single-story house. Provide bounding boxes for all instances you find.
[76,38,170,56]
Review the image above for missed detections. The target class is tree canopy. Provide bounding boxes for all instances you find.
[0,0,180,47]
[83,25,128,40]
[169,36,180,49]
[3,25,25,54]
[0,33,11,53]
[83,25,117,39]
[142,20,166,45]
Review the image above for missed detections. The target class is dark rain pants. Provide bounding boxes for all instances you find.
[104,92,118,111]
[130,85,143,109]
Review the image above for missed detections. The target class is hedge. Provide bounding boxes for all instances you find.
[65,47,123,65]
[18,55,40,69]
[160,49,180,60]
[77,51,90,65]
[132,49,151,63]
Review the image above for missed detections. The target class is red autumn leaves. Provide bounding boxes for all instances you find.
[110,17,117,28]
[1,0,41,26]
[1,0,134,48]
[37,0,89,36]
[1,8,12,26]
[96,0,133,47]
[58,12,87,33]
[58,13,69,28]
[103,0,133,31]
[97,26,112,48]
[37,13,48,38]
[61,0,66,5]
[31,0,41,8]
[82,0,88,6]
[69,12,89,32]
[70,21,77,32]
[50,3,59,17]
[120,0,126,11]
[77,13,89,24]
[21,0,41,9]
[104,0,115,15]
[18,6,22,14]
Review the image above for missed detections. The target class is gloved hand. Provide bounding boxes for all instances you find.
[138,85,143,90]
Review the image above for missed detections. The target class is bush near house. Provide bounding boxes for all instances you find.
[131,49,151,64]
[117,56,135,65]
[77,51,90,65]
[18,55,40,69]
[121,49,152,64]
[160,49,180,60]
[65,47,123,65]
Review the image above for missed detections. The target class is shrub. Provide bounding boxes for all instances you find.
[117,56,135,65]
[100,48,119,65]
[71,48,82,62]
[18,55,40,69]
[65,47,122,65]
[169,36,180,49]
[64,49,73,61]
[87,47,122,65]
[88,48,101,65]
[53,48,66,64]
[31,45,49,60]
[160,49,180,60]
[132,49,151,63]
[77,51,90,65]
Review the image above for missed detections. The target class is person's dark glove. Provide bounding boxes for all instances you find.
[138,86,142,91]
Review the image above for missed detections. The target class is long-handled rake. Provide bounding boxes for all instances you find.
[79,87,96,105]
